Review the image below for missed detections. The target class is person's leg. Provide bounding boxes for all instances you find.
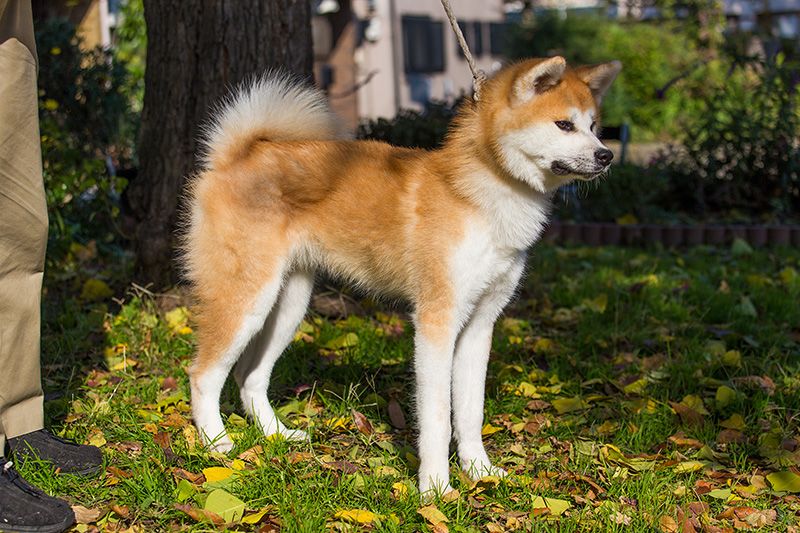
[0,1,103,481]
[0,0,48,458]
[0,5,79,532]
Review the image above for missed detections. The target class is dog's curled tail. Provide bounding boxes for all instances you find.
[200,73,342,170]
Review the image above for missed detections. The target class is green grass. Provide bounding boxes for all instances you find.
[27,243,800,531]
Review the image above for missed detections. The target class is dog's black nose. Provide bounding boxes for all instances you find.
[595,148,614,166]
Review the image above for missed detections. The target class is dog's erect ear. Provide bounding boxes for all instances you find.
[512,56,567,106]
[575,60,622,104]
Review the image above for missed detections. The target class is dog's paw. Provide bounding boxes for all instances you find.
[280,428,309,442]
[419,483,455,503]
[462,459,507,480]
[263,426,310,442]
[418,473,453,502]
[207,436,234,454]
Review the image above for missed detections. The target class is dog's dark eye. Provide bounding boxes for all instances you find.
[590,121,597,131]
[555,120,575,132]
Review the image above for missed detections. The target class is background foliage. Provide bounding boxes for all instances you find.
[506,12,703,140]
[35,19,135,264]
[659,54,800,220]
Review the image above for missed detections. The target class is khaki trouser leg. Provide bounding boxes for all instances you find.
[0,0,47,457]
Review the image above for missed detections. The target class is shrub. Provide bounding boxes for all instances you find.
[35,18,135,261]
[113,0,146,116]
[656,54,800,220]
[554,164,674,223]
[357,101,459,149]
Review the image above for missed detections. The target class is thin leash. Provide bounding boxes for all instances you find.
[439,0,487,102]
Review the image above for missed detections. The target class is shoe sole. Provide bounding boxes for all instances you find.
[0,514,75,533]
[66,464,103,477]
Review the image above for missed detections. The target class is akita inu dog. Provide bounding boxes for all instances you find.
[183,56,621,495]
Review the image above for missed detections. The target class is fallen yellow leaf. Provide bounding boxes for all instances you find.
[481,423,503,436]
[552,397,589,414]
[334,509,377,524]
[202,467,235,483]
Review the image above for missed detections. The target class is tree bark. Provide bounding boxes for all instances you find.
[127,0,312,288]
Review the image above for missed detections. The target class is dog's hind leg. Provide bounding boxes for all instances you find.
[190,262,288,453]
[234,269,314,441]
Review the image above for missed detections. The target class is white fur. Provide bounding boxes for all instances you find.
[200,74,343,170]
[234,270,314,441]
[499,107,607,193]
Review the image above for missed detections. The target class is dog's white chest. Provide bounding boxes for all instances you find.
[450,219,526,312]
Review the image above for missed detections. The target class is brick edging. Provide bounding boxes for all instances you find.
[542,222,800,247]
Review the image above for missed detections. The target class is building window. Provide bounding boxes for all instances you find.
[473,21,484,56]
[402,16,445,73]
[456,20,484,59]
[489,22,510,56]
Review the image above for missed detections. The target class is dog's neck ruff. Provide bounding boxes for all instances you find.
[452,164,553,252]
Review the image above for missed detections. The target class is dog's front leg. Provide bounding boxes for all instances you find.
[453,259,525,479]
[452,313,506,479]
[413,312,457,497]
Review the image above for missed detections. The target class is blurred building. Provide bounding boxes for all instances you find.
[504,0,800,39]
[725,0,800,38]
[32,0,117,49]
[313,0,510,129]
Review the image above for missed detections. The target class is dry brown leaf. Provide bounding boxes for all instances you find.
[172,467,205,485]
[323,460,358,474]
[659,515,679,533]
[107,441,143,455]
[441,489,460,503]
[717,506,757,520]
[676,506,694,533]
[694,480,716,495]
[387,399,406,429]
[72,505,102,525]
[524,414,550,434]
[717,429,747,444]
[110,505,130,519]
[174,503,225,526]
[160,412,188,428]
[611,511,632,525]
[237,445,264,464]
[418,504,449,526]
[668,432,705,449]
[161,376,178,391]
[526,400,550,411]
[670,402,705,427]
[286,451,313,464]
[732,376,775,396]
[744,509,776,527]
[687,502,710,516]
[106,466,132,479]
[351,409,373,436]
[153,431,174,454]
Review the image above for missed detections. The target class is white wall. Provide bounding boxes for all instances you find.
[353,0,507,120]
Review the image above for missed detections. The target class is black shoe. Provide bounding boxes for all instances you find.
[8,430,103,476]
[0,458,75,533]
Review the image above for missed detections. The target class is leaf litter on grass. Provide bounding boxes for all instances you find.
[32,245,800,531]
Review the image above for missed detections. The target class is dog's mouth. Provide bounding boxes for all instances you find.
[550,161,606,180]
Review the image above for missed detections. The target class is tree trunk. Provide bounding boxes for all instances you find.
[127,0,313,288]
